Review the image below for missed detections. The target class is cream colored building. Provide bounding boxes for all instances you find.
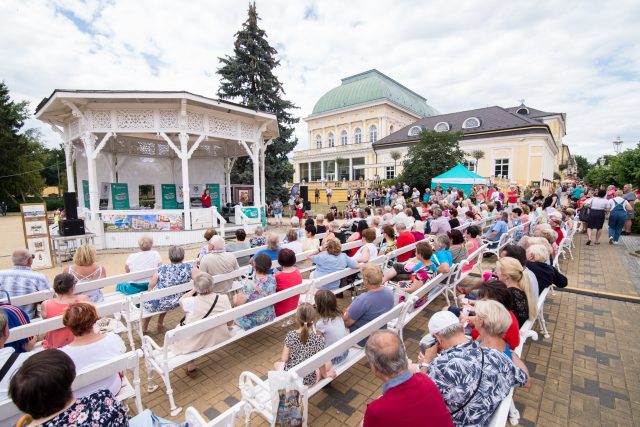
[293,69,570,188]
[292,69,439,183]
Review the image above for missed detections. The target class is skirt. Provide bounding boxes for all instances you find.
[587,209,606,229]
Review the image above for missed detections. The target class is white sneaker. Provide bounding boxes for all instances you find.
[613,241,620,245]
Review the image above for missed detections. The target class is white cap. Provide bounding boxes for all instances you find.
[428,311,461,335]
[394,204,403,210]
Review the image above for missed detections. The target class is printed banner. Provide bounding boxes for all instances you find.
[99,182,110,209]
[190,184,205,207]
[102,213,184,231]
[20,203,53,269]
[161,184,178,209]
[111,183,130,210]
[82,180,90,208]
[206,183,221,209]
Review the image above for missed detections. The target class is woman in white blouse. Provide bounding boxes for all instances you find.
[584,188,609,245]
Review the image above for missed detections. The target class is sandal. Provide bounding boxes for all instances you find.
[586,240,591,245]
[185,367,198,377]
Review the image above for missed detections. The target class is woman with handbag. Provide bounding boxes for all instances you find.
[172,274,232,377]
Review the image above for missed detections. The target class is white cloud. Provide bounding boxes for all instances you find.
[1,0,639,160]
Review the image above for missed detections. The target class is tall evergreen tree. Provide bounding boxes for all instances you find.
[0,82,46,200]
[399,130,465,190]
[217,2,298,201]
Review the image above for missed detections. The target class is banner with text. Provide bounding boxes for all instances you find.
[206,183,221,209]
[161,184,178,209]
[111,183,130,210]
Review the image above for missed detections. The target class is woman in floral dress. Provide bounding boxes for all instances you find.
[143,245,196,332]
[234,253,276,330]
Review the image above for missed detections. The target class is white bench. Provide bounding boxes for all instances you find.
[443,243,489,306]
[0,349,144,425]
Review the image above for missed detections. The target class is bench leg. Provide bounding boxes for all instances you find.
[126,320,136,351]
[537,310,551,339]
[159,369,182,416]
[508,400,520,425]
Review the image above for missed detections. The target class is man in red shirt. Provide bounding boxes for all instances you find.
[395,222,416,262]
[507,184,519,209]
[363,330,453,427]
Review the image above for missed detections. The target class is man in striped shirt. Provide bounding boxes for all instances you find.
[0,249,50,319]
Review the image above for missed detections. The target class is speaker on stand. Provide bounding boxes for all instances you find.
[299,186,309,202]
[59,192,85,236]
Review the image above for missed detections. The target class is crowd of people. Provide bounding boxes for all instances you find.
[0,178,636,426]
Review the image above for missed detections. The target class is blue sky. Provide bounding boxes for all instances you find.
[1,0,639,160]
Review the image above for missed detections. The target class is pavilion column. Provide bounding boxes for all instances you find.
[260,140,272,207]
[320,160,324,181]
[179,132,192,230]
[349,158,353,181]
[251,142,261,207]
[334,159,338,182]
[224,158,235,205]
[64,141,76,192]
[81,133,99,219]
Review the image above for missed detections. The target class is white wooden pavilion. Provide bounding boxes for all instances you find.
[35,90,279,249]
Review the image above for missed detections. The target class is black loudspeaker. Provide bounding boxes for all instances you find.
[304,201,311,211]
[63,192,79,220]
[59,219,85,236]
[299,186,308,201]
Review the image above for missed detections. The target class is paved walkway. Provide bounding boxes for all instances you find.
[123,232,640,426]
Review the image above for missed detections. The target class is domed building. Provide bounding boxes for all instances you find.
[292,69,439,183]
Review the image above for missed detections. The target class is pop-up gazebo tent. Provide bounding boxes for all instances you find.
[430,164,487,194]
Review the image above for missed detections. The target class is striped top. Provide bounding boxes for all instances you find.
[0,266,50,318]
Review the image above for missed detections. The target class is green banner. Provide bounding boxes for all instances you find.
[82,180,90,208]
[241,207,259,219]
[111,183,130,210]
[161,184,178,209]
[260,206,267,227]
[206,184,221,209]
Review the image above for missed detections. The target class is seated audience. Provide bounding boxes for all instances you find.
[315,214,327,234]
[321,221,341,248]
[274,249,302,316]
[350,228,377,263]
[431,235,452,274]
[447,229,468,264]
[254,233,282,263]
[173,274,233,376]
[417,311,528,427]
[500,244,540,298]
[363,330,453,427]
[343,265,394,344]
[510,208,524,243]
[0,249,51,319]
[282,228,304,253]
[468,281,521,350]
[9,350,128,427]
[347,220,369,257]
[526,244,568,294]
[429,208,451,236]
[225,229,251,266]
[200,236,239,291]
[395,222,416,262]
[61,302,126,398]
[448,208,460,229]
[234,254,276,330]
[411,221,426,242]
[483,212,509,246]
[315,290,349,367]
[143,245,197,332]
[63,245,106,303]
[249,226,267,248]
[303,225,320,251]
[125,235,162,273]
[386,241,436,294]
[378,225,397,256]
[277,303,332,385]
[0,312,32,400]
[41,273,89,349]
[495,257,537,327]
[196,228,217,261]
[312,238,358,291]
[462,225,481,273]
[0,302,34,354]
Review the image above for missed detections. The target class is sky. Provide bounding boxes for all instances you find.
[1,0,639,161]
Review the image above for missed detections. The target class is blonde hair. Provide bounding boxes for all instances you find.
[526,244,550,263]
[362,264,383,287]
[295,303,316,344]
[325,238,342,256]
[615,189,623,197]
[73,245,96,266]
[474,300,512,338]
[496,257,536,321]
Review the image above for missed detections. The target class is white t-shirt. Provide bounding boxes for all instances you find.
[608,196,630,211]
[589,197,609,210]
[0,347,31,400]
[61,332,126,398]
[282,241,304,254]
[351,242,377,262]
[316,316,348,347]
[126,250,162,272]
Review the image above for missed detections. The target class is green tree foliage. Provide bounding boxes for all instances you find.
[0,82,47,201]
[584,144,640,188]
[573,155,591,179]
[399,130,465,190]
[217,2,298,202]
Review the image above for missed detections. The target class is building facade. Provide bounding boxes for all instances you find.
[292,69,439,183]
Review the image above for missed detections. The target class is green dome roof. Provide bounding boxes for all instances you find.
[311,69,439,117]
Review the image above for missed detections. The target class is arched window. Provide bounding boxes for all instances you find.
[315,134,322,149]
[354,128,362,144]
[408,126,422,137]
[516,107,529,115]
[328,132,335,147]
[462,117,481,129]
[434,122,450,132]
[341,130,348,145]
[369,125,377,143]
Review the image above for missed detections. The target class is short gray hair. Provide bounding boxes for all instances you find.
[138,235,153,251]
[168,245,185,263]
[290,216,300,226]
[432,208,442,217]
[193,274,216,295]
[11,249,32,266]
[395,222,406,232]
[254,225,264,236]
[209,235,225,250]
[365,330,408,376]
[267,233,280,250]
[436,235,450,250]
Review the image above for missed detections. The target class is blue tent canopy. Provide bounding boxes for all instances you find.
[430,164,487,194]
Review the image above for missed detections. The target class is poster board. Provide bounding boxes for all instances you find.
[161,184,178,209]
[206,183,221,209]
[111,183,130,210]
[189,184,205,207]
[82,180,90,208]
[20,203,54,269]
[102,213,184,231]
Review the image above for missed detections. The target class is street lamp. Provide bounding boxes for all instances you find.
[612,136,623,153]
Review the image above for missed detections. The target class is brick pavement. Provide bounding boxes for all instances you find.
[120,233,640,426]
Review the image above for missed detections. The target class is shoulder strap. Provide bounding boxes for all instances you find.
[450,348,484,415]
[202,295,220,319]
[0,352,20,382]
